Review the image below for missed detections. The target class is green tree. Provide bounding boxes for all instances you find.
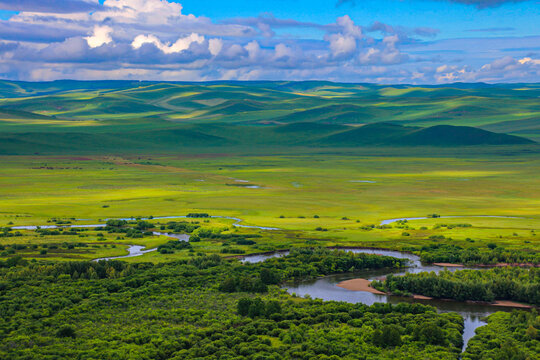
[248,298,266,317]
[265,300,282,316]
[260,268,280,285]
[373,325,401,348]
[56,325,76,338]
[415,323,445,345]
[219,277,237,292]
[237,298,252,316]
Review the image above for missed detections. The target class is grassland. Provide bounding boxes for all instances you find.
[0,151,538,262]
[0,80,538,262]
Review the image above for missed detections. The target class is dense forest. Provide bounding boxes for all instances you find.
[1,249,538,359]
[374,267,540,305]
[0,249,454,359]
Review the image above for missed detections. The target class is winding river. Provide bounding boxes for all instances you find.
[11,215,278,261]
[12,214,530,350]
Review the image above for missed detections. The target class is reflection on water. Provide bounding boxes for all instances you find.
[152,232,190,241]
[93,245,155,261]
[242,251,289,263]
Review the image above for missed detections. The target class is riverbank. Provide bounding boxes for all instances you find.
[433,262,464,267]
[336,278,386,294]
[434,262,539,268]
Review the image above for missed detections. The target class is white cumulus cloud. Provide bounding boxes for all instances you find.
[96,0,186,24]
[131,33,204,54]
[208,38,223,56]
[85,25,113,48]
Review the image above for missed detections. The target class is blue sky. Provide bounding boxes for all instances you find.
[179,0,539,39]
[0,0,538,83]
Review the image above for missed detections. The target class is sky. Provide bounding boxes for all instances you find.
[0,0,538,83]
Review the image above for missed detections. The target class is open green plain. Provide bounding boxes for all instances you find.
[1,150,538,262]
[0,80,538,261]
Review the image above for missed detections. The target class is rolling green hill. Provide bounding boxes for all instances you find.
[0,80,537,154]
[0,122,534,154]
[395,125,534,146]
[309,123,534,147]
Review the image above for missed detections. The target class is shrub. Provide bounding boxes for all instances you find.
[56,325,76,338]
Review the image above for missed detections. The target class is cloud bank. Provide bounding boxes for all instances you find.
[0,0,537,83]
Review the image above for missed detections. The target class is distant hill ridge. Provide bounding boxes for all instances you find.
[312,123,534,146]
[0,122,534,154]
[0,80,538,153]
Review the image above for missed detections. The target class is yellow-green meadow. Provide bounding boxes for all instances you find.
[1,151,538,262]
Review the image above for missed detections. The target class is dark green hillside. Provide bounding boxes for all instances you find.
[0,108,58,121]
[481,118,540,133]
[0,128,232,154]
[395,125,535,146]
[129,128,233,147]
[0,132,140,154]
[310,123,535,147]
[480,117,540,142]
[269,104,373,124]
[1,121,533,154]
[1,94,171,119]
[204,99,268,114]
[0,80,142,98]
[274,122,348,134]
[313,122,411,146]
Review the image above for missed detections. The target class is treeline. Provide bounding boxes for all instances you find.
[102,219,155,238]
[0,227,22,237]
[161,221,200,234]
[157,240,192,254]
[417,244,540,265]
[219,247,406,293]
[258,247,406,279]
[0,242,89,257]
[375,267,540,305]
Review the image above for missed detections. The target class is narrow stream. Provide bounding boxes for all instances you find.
[380,215,524,225]
[11,215,276,261]
[92,232,191,261]
[11,215,280,231]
